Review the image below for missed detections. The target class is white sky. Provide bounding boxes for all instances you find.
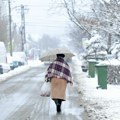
[11,0,70,40]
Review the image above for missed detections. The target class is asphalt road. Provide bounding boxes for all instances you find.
[0,65,88,120]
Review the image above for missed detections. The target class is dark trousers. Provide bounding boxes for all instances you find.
[54,99,62,105]
[53,99,62,112]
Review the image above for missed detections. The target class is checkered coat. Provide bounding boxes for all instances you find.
[45,57,72,84]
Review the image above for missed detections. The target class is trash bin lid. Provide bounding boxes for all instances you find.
[87,59,97,62]
[95,63,107,67]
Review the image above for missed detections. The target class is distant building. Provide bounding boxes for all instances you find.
[0,42,7,63]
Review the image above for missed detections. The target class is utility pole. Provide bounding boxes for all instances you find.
[8,0,12,56]
[20,4,26,51]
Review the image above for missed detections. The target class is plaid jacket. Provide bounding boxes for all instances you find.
[45,57,72,83]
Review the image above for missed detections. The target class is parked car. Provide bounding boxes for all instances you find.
[10,61,24,70]
[0,63,11,74]
[10,61,19,70]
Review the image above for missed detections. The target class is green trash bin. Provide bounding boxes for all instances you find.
[88,60,98,78]
[95,64,107,89]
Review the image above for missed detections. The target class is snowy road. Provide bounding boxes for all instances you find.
[0,65,88,120]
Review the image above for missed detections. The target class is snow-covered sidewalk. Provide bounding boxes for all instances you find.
[73,62,120,120]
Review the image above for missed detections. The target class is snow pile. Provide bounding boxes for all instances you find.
[0,60,44,82]
[75,65,120,120]
[79,76,120,120]
[98,59,120,66]
[0,65,31,82]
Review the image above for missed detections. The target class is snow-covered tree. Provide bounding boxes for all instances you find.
[51,0,120,56]
[91,0,120,55]
[110,42,120,59]
[85,31,107,59]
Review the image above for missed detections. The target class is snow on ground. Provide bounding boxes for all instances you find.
[0,60,44,82]
[0,59,120,120]
[72,58,120,120]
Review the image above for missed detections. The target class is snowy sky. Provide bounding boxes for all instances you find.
[11,0,70,40]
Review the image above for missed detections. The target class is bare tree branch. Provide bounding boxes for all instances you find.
[63,0,91,35]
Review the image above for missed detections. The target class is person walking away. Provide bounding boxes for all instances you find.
[45,54,73,113]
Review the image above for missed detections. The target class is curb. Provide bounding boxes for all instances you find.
[0,65,31,83]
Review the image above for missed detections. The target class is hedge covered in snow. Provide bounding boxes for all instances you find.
[107,65,120,84]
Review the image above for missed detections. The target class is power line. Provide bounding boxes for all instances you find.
[26,4,62,7]
[25,19,69,23]
[23,22,70,28]
[14,21,70,28]
[25,24,69,28]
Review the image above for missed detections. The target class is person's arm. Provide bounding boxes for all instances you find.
[69,74,73,86]
[67,63,73,86]
[45,62,53,82]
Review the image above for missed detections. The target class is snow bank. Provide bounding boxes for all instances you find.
[0,60,44,82]
[0,65,31,82]
[74,61,120,120]
[98,59,120,66]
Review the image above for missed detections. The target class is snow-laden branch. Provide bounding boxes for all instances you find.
[63,0,91,35]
